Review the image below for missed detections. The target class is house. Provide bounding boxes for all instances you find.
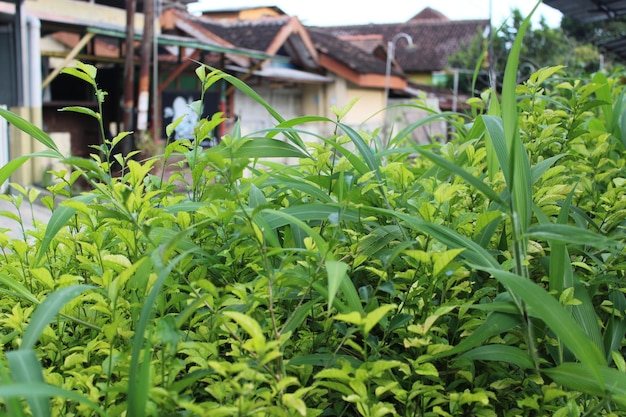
[162,7,410,138]
[0,2,488,188]
[0,0,271,186]
[321,7,490,107]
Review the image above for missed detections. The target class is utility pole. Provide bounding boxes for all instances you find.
[137,0,154,135]
[122,0,136,154]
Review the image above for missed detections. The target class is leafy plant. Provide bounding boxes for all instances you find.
[0,5,625,415]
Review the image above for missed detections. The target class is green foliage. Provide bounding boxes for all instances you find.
[447,8,606,94]
[0,11,626,415]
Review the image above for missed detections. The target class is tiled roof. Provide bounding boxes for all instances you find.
[409,7,449,22]
[321,19,489,72]
[186,14,291,52]
[308,28,402,76]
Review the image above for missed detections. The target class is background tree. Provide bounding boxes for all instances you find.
[446,9,605,94]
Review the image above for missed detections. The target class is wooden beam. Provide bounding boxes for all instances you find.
[41,32,95,89]
[157,49,201,95]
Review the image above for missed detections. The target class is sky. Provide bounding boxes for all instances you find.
[189,1,563,28]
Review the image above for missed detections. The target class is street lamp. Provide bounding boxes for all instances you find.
[383,32,414,137]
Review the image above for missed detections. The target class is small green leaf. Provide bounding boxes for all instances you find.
[223,311,266,350]
[58,106,101,121]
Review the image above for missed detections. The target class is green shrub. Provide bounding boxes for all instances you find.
[0,11,625,417]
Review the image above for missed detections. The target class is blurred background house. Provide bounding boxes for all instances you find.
[0,1,492,187]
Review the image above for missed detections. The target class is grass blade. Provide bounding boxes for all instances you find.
[0,151,62,188]
[0,107,62,154]
[370,207,501,270]
[604,291,626,364]
[260,204,361,230]
[326,260,349,312]
[525,223,620,249]
[482,267,605,368]
[500,2,540,239]
[0,382,106,417]
[21,285,94,350]
[413,146,507,207]
[337,122,381,180]
[458,344,535,369]
[35,194,98,266]
[544,363,626,409]
[224,137,311,159]
[6,350,49,417]
[434,311,521,359]
[481,115,510,183]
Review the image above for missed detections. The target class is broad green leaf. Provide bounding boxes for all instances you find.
[482,268,605,368]
[572,279,604,355]
[0,273,39,305]
[434,311,521,359]
[548,186,576,293]
[282,299,321,335]
[458,345,534,369]
[0,107,62,153]
[21,285,94,350]
[501,3,539,238]
[593,72,613,131]
[259,208,329,258]
[0,363,25,417]
[390,111,457,148]
[60,66,96,89]
[6,350,49,417]
[433,248,465,277]
[318,134,370,176]
[261,204,361,230]
[223,311,266,348]
[544,363,626,409]
[288,354,361,368]
[526,223,620,249]
[326,260,349,312]
[0,150,62,188]
[482,115,509,183]
[605,291,626,364]
[35,193,98,266]
[225,138,310,159]
[369,207,501,270]
[262,176,332,203]
[203,67,306,150]
[363,304,396,335]
[58,106,101,121]
[0,383,106,417]
[530,154,564,185]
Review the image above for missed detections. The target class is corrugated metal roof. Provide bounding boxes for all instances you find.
[226,65,334,84]
[543,0,626,60]
[543,0,626,22]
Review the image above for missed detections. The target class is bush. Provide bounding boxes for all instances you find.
[0,16,625,417]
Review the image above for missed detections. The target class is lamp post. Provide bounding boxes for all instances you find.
[383,32,414,138]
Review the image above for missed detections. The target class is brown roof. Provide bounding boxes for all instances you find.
[187,14,290,52]
[409,7,450,22]
[308,28,401,76]
[321,18,489,72]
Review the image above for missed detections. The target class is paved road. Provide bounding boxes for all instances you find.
[0,194,53,240]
